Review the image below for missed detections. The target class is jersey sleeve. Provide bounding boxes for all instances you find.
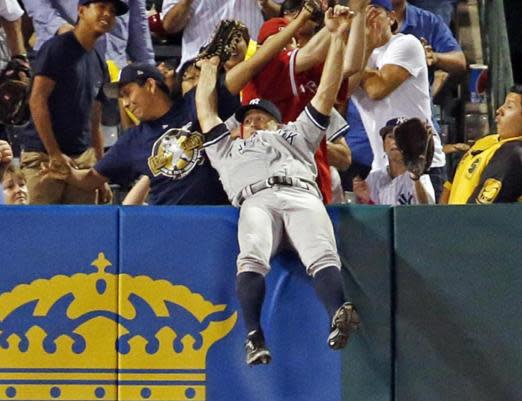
[382,35,426,78]
[288,103,330,150]
[326,108,349,142]
[468,141,522,204]
[202,121,233,167]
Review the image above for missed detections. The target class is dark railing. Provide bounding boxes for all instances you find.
[478,0,514,127]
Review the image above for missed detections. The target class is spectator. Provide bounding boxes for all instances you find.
[20,0,127,204]
[22,0,154,69]
[161,0,283,71]
[0,0,27,65]
[440,85,522,204]
[0,139,13,204]
[344,0,464,198]
[41,63,229,206]
[22,0,155,140]
[409,0,457,27]
[392,0,466,91]
[350,0,446,199]
[353,117,435,205]
[1,164,29,205]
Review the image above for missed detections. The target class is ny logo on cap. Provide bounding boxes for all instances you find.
[249,99,261,105]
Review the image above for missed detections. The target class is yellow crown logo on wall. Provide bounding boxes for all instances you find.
[0,253,237,401]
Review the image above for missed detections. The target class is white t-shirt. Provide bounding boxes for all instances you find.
[366,168,435,205]
[0,0,24,21]
[352,34,445,170]
[162,0,273,70]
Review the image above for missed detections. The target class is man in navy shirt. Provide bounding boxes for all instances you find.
[21,0,128,204]
[42,63,229,205]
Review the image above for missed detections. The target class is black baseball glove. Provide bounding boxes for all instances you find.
[393,118,435,178]
[197,20,250,67]
[0,56,32,127]
[0,55,31,82]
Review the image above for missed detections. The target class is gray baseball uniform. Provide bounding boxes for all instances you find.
[203,103,341,277]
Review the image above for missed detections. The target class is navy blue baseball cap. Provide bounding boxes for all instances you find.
[370,0,393,11]
[78,0,129,16]
[235,99,282,124]
[379,117,409,139]
[103,63,165,98]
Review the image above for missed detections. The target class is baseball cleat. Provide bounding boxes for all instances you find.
[328,302,360,350]
[245,330,272,366]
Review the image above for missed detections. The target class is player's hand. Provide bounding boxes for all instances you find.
[0,140,13,165]
[352,176,371,204]
[325,5,355,34]
[420,37,438,67]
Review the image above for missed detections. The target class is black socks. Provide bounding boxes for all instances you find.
[312,266,346,320]
[236,271,266,333]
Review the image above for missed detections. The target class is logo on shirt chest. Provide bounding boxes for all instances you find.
[148,125,204,179]
[466,157,481,179]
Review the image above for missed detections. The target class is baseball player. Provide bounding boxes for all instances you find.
[196,5,360,366]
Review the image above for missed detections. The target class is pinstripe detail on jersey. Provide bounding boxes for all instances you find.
[328,124,349,142]
[203,123,230,148]
[305,105,329,130]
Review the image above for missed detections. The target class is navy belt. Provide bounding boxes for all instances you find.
[238,176,315,205]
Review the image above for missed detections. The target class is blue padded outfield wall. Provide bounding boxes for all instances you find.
[0,205,521,401]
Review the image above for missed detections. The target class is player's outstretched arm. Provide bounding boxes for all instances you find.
[310,6,351,116]
[196,57,223,133]
[225,1,320,95]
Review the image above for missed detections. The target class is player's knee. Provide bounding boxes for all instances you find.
[306,254,341,277]
[237,256,270,277]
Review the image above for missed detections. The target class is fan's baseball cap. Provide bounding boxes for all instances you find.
[370,0,393,11]
[78,0,129,16]
[379,117,409,139]
[103,63,165,98]
[257,18,288,45]
[235,98,282,124]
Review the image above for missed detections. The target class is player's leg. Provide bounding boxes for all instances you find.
[236,193,282,365]
[282,188,360,349]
